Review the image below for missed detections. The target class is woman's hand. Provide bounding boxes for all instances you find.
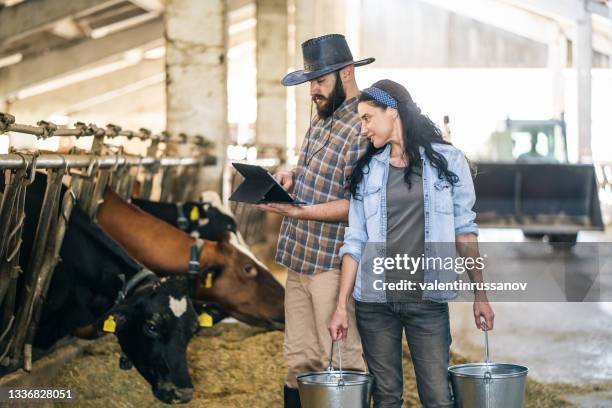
[473,291,495,331]
[328,306,349,341]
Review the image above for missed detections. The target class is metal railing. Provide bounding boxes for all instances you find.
[0,111,216,373]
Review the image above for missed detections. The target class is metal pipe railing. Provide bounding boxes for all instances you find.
[0,112,214,146]
[0,154,206,170]
[0,111,218,372]
[0,113,105,139]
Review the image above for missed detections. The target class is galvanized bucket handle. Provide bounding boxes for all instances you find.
[328,340,345,387]
[483,325,492,408]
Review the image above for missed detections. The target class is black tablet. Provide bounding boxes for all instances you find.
[229,163,306,205]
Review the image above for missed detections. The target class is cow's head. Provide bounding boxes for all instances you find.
[197,233,285,330]
[187,191,238,241]
[182,201,237,241]
[101,276,199,404]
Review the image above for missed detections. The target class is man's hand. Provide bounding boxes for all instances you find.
[473,291,495,331]
[256,199,348,222]
[274,170,294,192]
[256,203,306,219]
[328,307,349,341]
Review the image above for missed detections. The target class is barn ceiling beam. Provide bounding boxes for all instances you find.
[421,0,610,55]
[0,18,163,99]
[128,0,164,12]
[0,0,119,46]
[10,57,163,117]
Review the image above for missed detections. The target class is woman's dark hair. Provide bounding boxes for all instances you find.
[349,79,459,198]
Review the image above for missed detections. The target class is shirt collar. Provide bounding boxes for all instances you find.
[372,144,391,163]
[335,95,359,119]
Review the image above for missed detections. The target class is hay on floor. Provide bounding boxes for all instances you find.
[52,323,605,407]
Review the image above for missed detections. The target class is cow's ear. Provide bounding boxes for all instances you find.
[100,307,129,335]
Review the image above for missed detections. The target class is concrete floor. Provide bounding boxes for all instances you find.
[450,227,612,407]
[448,227,612,385]
[450,301,612,384]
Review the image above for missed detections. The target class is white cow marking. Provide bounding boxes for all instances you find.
[169,296,187,318]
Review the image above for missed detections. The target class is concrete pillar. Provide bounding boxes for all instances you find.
[165,0,228,193]
[291,0,346,151]
[574,9,592,163]
[548,25,567,119]
[255,0,288,156]
[292,0,316,153]
[344,0,361,60]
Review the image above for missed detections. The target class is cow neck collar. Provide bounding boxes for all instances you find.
[113,238,205,304]
[188,237,204,272]
[176,202,189,230]
[115,268,157,304]
[188,238,204,298]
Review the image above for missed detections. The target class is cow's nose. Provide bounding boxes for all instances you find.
[154,384,194,404]
[173,387,194,403]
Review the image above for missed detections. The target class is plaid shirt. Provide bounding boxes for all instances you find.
[276,96,368,274]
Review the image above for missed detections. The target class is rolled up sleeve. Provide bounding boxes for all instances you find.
[338,192,368,263]
[451,152,479,236]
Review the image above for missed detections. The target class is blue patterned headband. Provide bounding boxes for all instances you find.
[362,86,398,109]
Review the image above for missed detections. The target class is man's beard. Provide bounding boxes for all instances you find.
[313,73,346,120]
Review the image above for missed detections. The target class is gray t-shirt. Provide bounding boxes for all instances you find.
[386,163,425,301]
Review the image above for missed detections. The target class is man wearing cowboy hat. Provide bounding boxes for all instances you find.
[257,34,373,407]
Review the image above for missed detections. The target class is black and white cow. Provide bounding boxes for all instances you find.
[12,173,201,404]
[130,195,237,242]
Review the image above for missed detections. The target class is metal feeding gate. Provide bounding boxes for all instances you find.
[0,112,215,374]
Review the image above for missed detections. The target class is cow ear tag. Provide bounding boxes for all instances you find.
[190,206,200,221]
[205,272,213,288]
[198,312,213,328]
[103,315,116,333]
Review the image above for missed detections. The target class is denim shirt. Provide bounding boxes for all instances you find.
[338,143,479,303]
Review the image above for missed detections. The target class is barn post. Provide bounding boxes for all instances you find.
[255,0,288,156]
[165,0,229,197]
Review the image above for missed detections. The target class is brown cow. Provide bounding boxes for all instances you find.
[97,189,285,330]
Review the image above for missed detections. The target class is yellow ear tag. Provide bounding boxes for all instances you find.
[198,312,213,328]
[205,271,213,288]
[103,315,116,333]
[190,206,200,221]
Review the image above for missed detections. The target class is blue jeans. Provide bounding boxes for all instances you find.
[355,300,453,408]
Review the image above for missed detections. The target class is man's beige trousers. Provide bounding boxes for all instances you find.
[284,269,366,388]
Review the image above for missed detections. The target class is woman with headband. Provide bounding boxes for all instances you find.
[328,79,495,407]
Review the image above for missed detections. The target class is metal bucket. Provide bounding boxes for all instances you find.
[297,370,373,408]
[448,363,528,408]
